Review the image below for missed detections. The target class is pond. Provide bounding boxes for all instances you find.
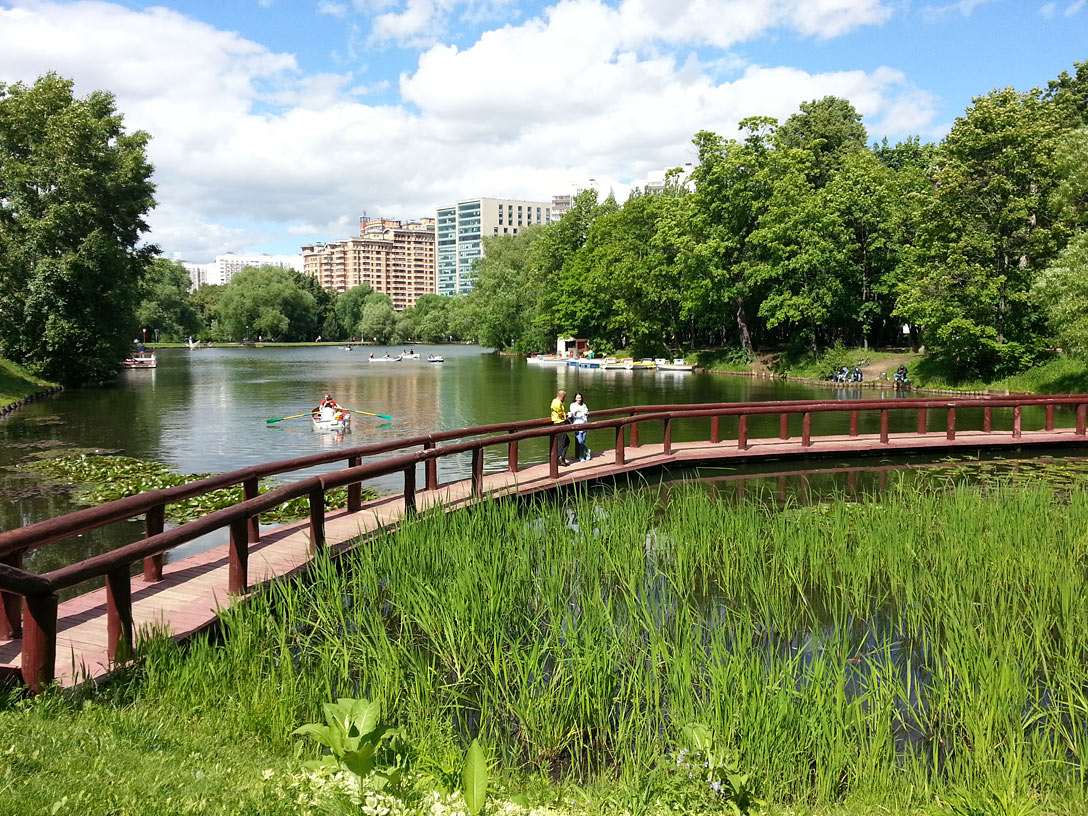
[0,344,1069,576]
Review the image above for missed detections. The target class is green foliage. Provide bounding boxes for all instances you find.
[293,697,403,792]
[0,73,157,385]
[20,454,374,523]
[214,265,318,341]
[461,738,489,815]
[0,354,55,405]
[136,259,201,341]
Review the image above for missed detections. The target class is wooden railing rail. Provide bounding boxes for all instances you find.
[4,393,1088,691]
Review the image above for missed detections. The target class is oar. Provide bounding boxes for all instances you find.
[343,407,392,420]
[266,412,313,424]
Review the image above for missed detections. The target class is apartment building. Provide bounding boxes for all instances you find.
[435,197,551,296]
[183,252,303,289]
[301,217,435,310]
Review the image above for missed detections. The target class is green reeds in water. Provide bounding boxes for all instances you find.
[141,481,1088,810]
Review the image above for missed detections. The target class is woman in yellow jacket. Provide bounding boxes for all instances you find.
[550,389,571,466]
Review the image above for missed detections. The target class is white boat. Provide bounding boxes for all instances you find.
[657,358,696,372]
[123,352,157,369]
[632,359,656,369]
[399,352,421,360]
[526,354,567,365]
[604,358,634,370]
[427,355,444,363]
[368,355,399,362]
[311,409,351,432]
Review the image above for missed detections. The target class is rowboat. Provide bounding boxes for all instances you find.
[604,358,635,370]
[368,355,398,362]
[312,409,351,432]
[399,352,421,360]
[526,355,566,365]
[428,355,444,363]
[123,352,157,369]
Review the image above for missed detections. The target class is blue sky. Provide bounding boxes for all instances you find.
[1,0,1085,261]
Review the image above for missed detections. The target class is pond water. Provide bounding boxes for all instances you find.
[0,344,1068,577]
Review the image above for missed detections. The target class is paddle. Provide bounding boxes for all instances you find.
[266,412,313,424]
[343,407,393,420]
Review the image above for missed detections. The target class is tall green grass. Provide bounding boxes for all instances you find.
[109,481,1088,812]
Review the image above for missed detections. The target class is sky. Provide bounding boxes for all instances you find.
[0,0,1084,263]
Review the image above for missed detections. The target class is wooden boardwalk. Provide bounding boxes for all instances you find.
[3,425,1086,687]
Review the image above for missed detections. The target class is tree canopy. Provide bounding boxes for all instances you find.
[0,73,157,384]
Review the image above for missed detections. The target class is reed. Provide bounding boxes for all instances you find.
[8,478,1088,813]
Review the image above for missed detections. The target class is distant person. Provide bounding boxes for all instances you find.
[550,389,571,466]
[570,393,590,461]
[320,394,338,409]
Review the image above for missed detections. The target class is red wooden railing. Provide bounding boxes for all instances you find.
[2,394,1088,691]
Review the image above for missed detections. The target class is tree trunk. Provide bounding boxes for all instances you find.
[735,297,753,354]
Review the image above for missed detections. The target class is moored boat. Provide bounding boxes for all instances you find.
[604,358,635,370]
[123,352,157,369]
[657,358,695,372]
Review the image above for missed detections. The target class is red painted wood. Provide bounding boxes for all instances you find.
[142,504,165,582]
[228,518,249,594]
[348,457,362,512]
[802,413,812,447]
[0,552,22,639]
[947,408,956,441]
[779,413,789,440]
[663,418,672,455]
[425,441,438,490]
[508,430,519,472]
[631,420,640,448]
[849,411,858,436]
[244,478,260,543]
[404,466,417,515]
[880,410,889,444]
[308,488,325,552]
[471,449,483,496]
[105,566,132,662]
[550,434,559,479]
[1046,405,1055,431]
[1013,406,1022,438]
[710,416,720,444]
[984,406,992,432]
[21,594,57,694]
[738,415,748,450]
[917,409,927,435]
[614,426,625,465]
[1079,405,1087,436]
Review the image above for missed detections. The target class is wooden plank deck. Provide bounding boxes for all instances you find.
[3,426,1086,687]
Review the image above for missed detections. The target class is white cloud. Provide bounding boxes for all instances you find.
[1039,2,1058,17]
[317,1,349,17]
[1066,0,1086,15]
[921,0,995,22]
[0,0,933,262]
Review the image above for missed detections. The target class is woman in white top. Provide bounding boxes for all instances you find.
[569,393,590,461]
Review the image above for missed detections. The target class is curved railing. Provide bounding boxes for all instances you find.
[3,393,1088,691]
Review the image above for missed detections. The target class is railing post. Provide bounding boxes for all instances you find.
[779,413,789,440]
[404,465,417,516]
[663,417,672,455]
[228,518,249,594]
[1013,406,1022,439]
[424,441,438,490]
[880,410,889,444]
[947,407,957,441]
[348,456,362,512]
[917,408,928,435]
[550,433,560,479]
[1078,404,1087,436]
[849,411,858,437]
[507,430,519,473]
[0,552,22,639]
[738,415,748,450]
[801,412,811,447]
[710,416,720,444]
[309,487,326,551]
[471,448,484,497]
[142,503,165,583]
[614,425,626,465]
[1046,404,1055,432]
[105,566,133,663]
[983,406,992,432]
[21,593,58,694]
[631,415,640,448]
[244,477,260,544]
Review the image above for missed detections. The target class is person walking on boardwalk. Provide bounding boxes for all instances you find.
[550,389,571,466]
[570,392,590,461]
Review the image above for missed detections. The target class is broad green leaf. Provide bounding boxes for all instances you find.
[462,738,488,816]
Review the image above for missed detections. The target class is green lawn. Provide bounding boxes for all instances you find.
[0,356,56,406]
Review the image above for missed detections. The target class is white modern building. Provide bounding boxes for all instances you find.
[435,197,551,296]
[643,163,695,195]
[182,253,304,289]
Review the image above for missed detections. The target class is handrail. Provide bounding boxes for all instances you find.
[3,393,1088,692]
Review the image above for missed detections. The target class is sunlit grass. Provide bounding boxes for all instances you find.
[0,355,55,406]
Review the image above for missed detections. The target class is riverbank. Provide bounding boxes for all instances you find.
[0,356,60,412]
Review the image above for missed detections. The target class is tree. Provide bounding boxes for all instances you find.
[190,284,225,339]
[777,96,867,187]
[357,294,396,343]
[1034,232,1088,352]
[334,284,375,340]
[214,265,317,341]
[0,73,157,384]
[136,259,200,341]
[471,230,544,351]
